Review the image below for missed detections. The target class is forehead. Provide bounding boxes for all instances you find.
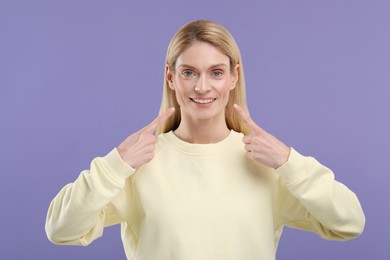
[176,42,229,69]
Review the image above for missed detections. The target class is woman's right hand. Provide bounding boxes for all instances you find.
[117,107,175,169]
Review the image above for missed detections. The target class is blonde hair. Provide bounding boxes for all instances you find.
[157,20,250,135]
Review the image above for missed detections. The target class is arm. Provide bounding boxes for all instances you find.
[233,104,365,239]
[45,149,134,245]
[274,148,365,240]
[45,107,175,245]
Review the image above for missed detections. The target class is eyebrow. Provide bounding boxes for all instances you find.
[177,63,228,71]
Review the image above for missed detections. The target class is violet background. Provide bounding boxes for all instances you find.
[1,0,389,259]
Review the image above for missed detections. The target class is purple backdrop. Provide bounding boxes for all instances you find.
[1,0,389,259]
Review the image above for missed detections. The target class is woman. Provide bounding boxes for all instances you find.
[46,20,365,260]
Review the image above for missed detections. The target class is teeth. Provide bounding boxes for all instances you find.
[192,98,215,104]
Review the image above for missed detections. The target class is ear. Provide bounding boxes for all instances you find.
[230,64,239,90]
[166,64,175,90]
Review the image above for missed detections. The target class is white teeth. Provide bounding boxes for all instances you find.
[192,98,215,104]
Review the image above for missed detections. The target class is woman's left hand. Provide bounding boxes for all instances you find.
[234,104,291,169]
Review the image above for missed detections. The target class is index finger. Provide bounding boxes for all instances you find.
[233,104,261,133]
[142,107,175,134]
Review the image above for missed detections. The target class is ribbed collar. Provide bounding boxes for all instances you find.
[160,130,242,156]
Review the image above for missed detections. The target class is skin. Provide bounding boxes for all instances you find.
[117,107,175,169]
[118,41,290,169]
[233,104,290,169]
[167,41,239,144]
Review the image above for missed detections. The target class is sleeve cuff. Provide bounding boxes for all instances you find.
[101,148,136,181]
[274,147,311,185]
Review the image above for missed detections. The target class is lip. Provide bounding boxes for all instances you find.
[190,97,216,105]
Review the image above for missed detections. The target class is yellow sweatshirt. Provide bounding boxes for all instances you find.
[46,130,365,260]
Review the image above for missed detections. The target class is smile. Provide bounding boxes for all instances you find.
[191,98,216,104]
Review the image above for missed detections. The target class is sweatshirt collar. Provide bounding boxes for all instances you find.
[160,130,242,156]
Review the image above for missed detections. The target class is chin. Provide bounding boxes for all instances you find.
[193,110,225,121]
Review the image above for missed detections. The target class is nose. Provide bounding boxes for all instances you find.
[194,75,210,93]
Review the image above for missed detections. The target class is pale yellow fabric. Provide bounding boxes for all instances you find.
[46,130,365,260]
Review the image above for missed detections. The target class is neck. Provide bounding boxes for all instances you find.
[174,116,230,144]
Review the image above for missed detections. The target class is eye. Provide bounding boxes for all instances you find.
[212,70,224,77]
[181,70,195,78]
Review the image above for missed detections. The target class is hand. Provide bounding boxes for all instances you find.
[117,107,175,169]
[233,104,290,169]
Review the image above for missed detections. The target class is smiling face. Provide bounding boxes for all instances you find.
[167,41,238,127]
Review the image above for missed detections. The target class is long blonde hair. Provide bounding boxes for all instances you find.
[157,20,250,135]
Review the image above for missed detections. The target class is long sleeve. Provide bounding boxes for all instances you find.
[274,148,365,240]
[45,148,135,246]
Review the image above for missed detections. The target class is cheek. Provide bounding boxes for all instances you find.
[172,80,190,104]
[215,80,232,96]
[218,80,234,106]
[174,78,196,96]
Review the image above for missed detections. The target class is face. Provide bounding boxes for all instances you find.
[167,41,238,124]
